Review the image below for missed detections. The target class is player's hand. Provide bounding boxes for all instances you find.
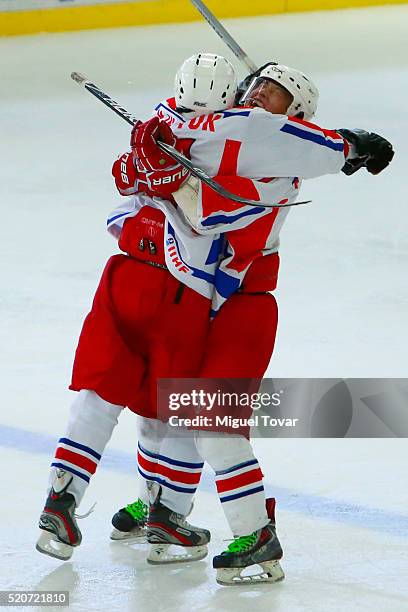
[112,149,190,199]
[131,116,178,172]
[112,151,139,195]
[338,128,394,175]
[142,165,191,199]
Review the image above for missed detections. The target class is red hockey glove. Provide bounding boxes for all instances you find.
[112,150,190,199]
[142,166,191,199]
[131,116,178,172]
[112,152,139,195]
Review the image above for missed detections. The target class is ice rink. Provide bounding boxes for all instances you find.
[1,4,407,611]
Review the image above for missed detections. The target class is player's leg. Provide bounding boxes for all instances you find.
[195,430,284,585]
[110,416,210,560]
[196,292,283,584]
[110,275,210,552]
[140,280,211,562]
[37,390,123,560]
[110,415,168,541]
[37,255,148,559]
[145,426,210,564]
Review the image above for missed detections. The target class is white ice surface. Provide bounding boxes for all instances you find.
[1,5,407,611]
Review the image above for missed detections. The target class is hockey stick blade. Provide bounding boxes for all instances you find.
[71,72,308,209]
[190,0,258,73]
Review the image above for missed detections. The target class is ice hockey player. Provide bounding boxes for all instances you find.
[107,57,394,584]
[36,54,239,568]
[36,54,393,586]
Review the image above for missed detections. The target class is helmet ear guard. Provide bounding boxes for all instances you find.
[174,53,238,115]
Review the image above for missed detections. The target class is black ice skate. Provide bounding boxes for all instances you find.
[146,498,211,564]
[36,469,82,561]
[213,498,285,586]
[110,498,148,542]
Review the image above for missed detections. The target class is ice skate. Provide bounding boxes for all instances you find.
[110,498,148,542]
[146,498,210,564]
[36,469,82,561]
[213,498,285,586]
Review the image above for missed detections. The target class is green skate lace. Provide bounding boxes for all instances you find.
[124,499,148,521]
[222,532,258,554]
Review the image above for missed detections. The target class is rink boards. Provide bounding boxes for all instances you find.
[1,0,407,36]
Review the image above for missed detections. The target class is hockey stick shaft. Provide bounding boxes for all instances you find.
[190,0,258,72]
[71,71,138,126]
[71,72,309,209]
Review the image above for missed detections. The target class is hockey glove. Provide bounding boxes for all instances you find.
[112,151,139,196]
[141,165,191,199]
[112,149,190,200]
[338,129,394,176]
[131,116,179,171]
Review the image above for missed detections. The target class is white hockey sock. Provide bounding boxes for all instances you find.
[157,428,203,516]
[49,390,123,506]
[136,416,168,505]
[137,419,203,516]
[195,431,268,536]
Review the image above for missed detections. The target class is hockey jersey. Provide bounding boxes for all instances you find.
[108,97,347,314]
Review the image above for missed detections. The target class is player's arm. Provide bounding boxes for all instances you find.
[112,117,191,200]
[241,112,393,179]
[128,118,281,234]
[173,175,277,234]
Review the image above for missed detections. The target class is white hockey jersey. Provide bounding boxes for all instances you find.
[108,97,347,314]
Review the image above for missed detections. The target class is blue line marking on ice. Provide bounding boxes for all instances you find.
[1,423,407,539]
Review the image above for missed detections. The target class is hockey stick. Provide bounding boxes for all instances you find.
[71,72,309,209]
[190,0,258,72]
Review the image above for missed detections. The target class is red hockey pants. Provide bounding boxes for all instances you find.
[70,255,279,419]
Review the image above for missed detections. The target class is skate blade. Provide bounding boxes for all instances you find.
[216,560,285,586]
[110,527,146,543]
[147,543,208,565]
[36,530,74,561]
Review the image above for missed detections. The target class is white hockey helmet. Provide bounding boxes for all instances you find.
[174,53,237,114]
[243,63,319,120]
